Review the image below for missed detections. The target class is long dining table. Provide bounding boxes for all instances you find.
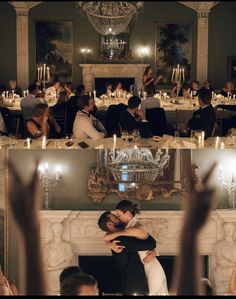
[1,135,236,149]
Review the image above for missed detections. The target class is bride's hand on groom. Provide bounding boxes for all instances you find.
[142,250,156,264]
[107,240,125,253]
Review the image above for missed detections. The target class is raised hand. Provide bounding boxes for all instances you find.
[184,162,217,233]
[8,160,40,233]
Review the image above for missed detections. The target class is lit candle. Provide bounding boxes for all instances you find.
[190,91,193,98]
[94,90,96,99]
[43,64,46,81]
[177,64,180,81]
[47,67,50,82]
[198,136,202,149]
[201,131,205,148]
[234,94,235,99]
[166,149,169,155]
[45,162,49,172]
[26,90,29,96]
[215,136,219,149]
[89,92,91,98]
[2,91,5,98]
[26,138,30,149]
[37,67,40,81]
[212,91,214,99]
[171,68,175,82]
[40,67,43,81]
[113,134,117,149]
[6,91,9,99]
[182,68,185,82]
[220,142,224,149]
[42,136,46,149]
[23,91,26,97]
[227,91,230,98]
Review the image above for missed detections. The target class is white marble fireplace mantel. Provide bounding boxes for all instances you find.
[79,63,149,92]
[40,209,236,295]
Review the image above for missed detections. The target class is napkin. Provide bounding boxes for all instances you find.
[95,144,104,149]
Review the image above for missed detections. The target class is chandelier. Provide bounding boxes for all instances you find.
[109,149,170,182]
[101,34,126,58]
[76,2,144,35]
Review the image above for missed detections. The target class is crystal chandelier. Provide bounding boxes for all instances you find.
[109,149,170,182]
[76,2,144,35]
[101,34,126,59]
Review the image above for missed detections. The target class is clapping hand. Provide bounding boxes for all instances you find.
[184,163,217,233]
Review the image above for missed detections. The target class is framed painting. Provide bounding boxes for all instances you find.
[227,56,236,82]
[36,21,73,83]
[155,23,192,84]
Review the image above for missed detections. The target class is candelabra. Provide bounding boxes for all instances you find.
[218,165,236,208]
[80,48,91,63]
[37,63,51,92]
[171,64,185,83]
[38,163,62,210]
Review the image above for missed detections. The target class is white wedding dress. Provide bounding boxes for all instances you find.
[126,216,169,295]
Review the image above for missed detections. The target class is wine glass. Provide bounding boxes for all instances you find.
[65,134,74,147]
[121,131,128,143]
[133,129,140,143]
[127,131,134,144]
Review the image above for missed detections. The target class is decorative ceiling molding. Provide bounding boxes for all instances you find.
[9,1,41,10]
[179,1,220,12]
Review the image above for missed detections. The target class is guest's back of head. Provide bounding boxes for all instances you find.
[76,84,85,96]
[198,88,212,105]
[28,83,39,95]
[60,273,99,296]
[77,95,92,111]
[128,96,141,109]
[59,266,83,286]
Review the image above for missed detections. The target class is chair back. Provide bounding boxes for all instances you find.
[105,103,128,137]
[50,102,67,135]
[145,107,168,136]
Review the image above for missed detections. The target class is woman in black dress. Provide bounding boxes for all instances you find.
[143,66,162,96]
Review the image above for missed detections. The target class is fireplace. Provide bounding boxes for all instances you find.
[79,255,209,295]
[79,64,149,93]
[95,77,135,97]
[39,210,236,295]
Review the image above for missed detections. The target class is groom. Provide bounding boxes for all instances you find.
[98,211,157,295]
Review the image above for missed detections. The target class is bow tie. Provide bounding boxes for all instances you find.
[81,110,90,117]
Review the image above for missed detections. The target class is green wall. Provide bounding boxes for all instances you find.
[0,1,16,86]
[0,1,236,90]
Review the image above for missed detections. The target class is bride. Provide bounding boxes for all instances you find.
[104,199,169,295]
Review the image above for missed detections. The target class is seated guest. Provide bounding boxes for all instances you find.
[105,82,113,96]
[202,80,215,93]
[179,88,216,138]
[7,80,22,97]
[66,85,85,135]
[20,83,44,120]
[120,96,149,136]
[73,95,106,140]
[60,273,99,296]
[64,81,75,99]
[221,81,236,97]
[186,80,200,98]
[140,91,161,115]
[34,79,44,93]
[114,81,124,97]
[171,82,184,97]
[45,80,61,100]
[26,103,61,139]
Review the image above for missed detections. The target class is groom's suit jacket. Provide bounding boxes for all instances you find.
[111,234,156,295]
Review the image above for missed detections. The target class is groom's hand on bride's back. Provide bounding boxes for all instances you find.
[142,250,156,264]
[108,240,125,253]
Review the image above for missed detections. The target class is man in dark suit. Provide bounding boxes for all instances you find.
[180,88,216,138]
[98,211,156,295]
[119,96,150,138]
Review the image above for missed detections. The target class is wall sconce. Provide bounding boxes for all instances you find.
[38,162,63,210]
[218,164,236,208]
[80,48,92,63]
[138,47,150,64]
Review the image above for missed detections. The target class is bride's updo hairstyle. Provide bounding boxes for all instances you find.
[115,200,140,216]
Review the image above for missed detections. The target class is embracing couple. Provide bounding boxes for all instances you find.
[98,200,168,296]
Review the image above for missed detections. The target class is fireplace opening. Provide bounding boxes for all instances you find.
[95,77,135,97]
[79,255,209,295]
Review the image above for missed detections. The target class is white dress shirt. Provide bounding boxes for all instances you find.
[140,97,161,114]
[73,110,106,140]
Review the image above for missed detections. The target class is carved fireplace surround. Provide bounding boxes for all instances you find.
[79,64,149,92]
[40,209,236,295]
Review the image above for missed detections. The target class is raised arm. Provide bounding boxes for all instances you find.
[171,162,216,296]
[104,227,148,242]
[116,235,156,252]
[8,160,47,295]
